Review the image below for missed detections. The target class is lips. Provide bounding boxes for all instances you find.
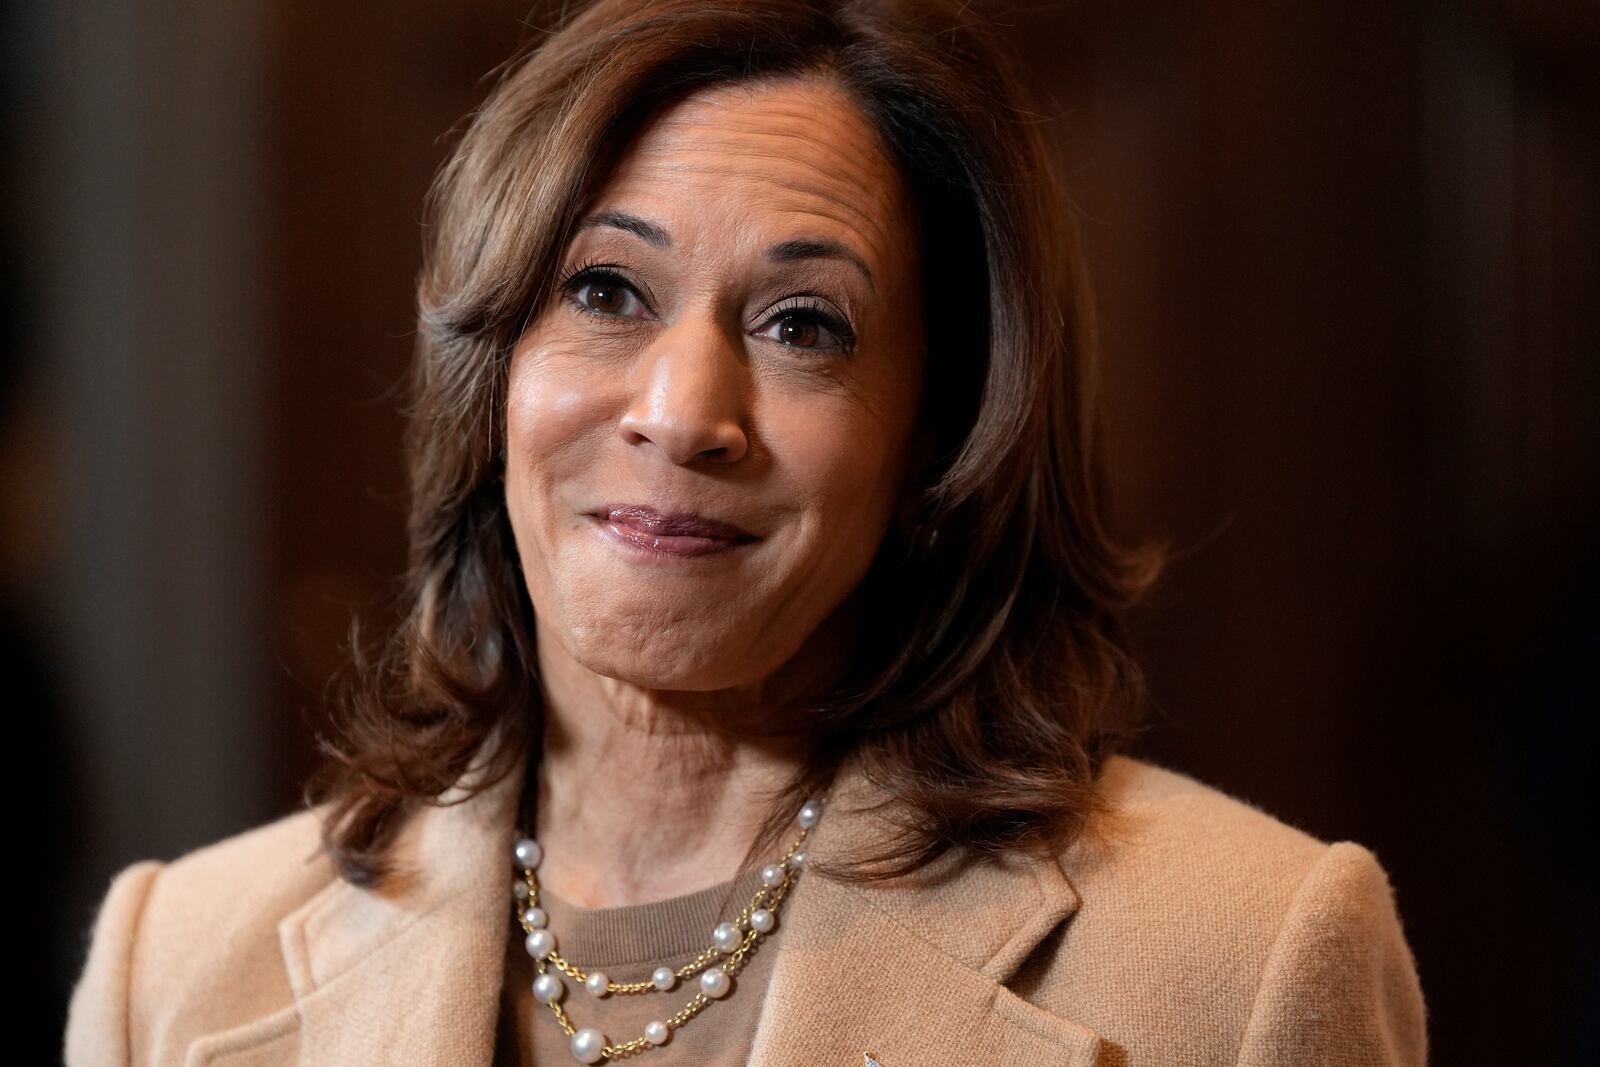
[598,504,756,542]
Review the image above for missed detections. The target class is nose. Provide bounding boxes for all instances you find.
[617,313,750,465]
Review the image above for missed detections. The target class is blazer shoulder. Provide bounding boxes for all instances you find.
[162,802,332,895]
[1022,756,1425,1064]
[1066,754,1387,951]
[65,805,339,1066]
[1236,839,1428,1065]
[1100,755,1324,844]
[1088,754,1330,872]
[137,804,338,953]
[140,800,338,963]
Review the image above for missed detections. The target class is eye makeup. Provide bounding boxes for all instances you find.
[556,259,859,355]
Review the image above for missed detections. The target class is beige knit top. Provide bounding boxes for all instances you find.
[494,865,780,1066]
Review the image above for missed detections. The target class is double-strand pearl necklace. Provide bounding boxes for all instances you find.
[511,798,824,1064]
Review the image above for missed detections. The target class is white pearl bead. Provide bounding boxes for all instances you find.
[789,849,807,869]
[533,971,564,1003]
[797,800,823,828]
[522,906,547,929]
[760,863,786,888]
[570,1027,606,1064]
[524,929,556,960]
[750,908,776,934]
[584,971,610,997]
[699,965,732,999]
[512,880,531,902]
[651,966,676,991]
[514,837,543,869]
[713,921,742,952]
[644,1020,670,1046]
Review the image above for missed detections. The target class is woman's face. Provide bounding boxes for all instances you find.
[505,74,928,697]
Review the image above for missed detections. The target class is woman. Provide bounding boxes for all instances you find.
[64,0,1427,1064]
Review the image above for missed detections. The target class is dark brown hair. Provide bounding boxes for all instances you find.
[306,0,1168,888]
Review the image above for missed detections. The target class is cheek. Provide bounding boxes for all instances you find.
[505,344,615,484]
[792,350,923,522]
[770,396,909,538]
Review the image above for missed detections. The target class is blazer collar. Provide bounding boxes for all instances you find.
[744,757,1101,1066]
[205,740,1101,1066]
[267,741,523,1064]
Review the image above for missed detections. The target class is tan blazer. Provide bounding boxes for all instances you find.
[64,748,1427,1066]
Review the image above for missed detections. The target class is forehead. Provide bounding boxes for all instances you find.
[581,76,913,270]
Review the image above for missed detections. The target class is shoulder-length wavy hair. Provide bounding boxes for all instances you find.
[306,0,1168,889]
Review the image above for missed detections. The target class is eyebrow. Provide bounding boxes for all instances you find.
[575,209,876,292]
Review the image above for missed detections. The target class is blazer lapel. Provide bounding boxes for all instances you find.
[746,764,1103,1067]
[186,740,526,1067]
[285,754,525,1065]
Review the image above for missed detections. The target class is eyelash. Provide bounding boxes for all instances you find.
[557,260,858,354]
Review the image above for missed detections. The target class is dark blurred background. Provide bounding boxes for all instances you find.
[9,0,1595,1062]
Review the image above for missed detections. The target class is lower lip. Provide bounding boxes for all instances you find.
[590,515,755,559]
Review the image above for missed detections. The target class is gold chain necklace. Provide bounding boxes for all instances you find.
[511,798,823,1063]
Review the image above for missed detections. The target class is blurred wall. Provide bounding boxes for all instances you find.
[1011,4,1598,1063]
[11,0,1595,1062]
[10,1,276,1059]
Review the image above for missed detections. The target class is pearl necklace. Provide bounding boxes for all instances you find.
[511,798,824,1064]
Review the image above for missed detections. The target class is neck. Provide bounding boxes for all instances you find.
[528,626,816,909]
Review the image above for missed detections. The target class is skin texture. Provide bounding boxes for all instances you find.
[502,74,930,907]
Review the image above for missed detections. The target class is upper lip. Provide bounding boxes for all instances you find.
[595,503,756,540]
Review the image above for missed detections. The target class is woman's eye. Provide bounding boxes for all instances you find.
[565,269,649,319]
[759,307,855,353]
[561,269,852,353]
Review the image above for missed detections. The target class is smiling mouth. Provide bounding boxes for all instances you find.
[597,503,755,540]
[588,506,759,560]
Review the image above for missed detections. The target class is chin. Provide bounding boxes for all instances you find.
[559,619,775,691]
[586,654,766,693]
